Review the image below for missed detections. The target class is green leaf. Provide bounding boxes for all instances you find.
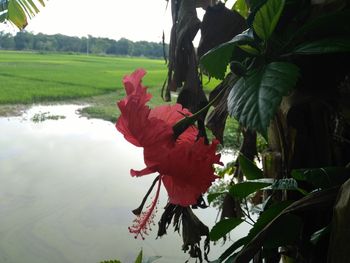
[238,44,260,55]
[3,0,46,29]
[310,226,330,245]
[238,154,263,180]
[210,218,244,241]
[8,0,27,29]
[246,200,293,240]
[265,178,308,195]
[18,0,36,18]
[229,179,273,199]
[25,0,42,12]
[37,0,45,6]
[216,201,293,262]
[289,10,350,44]
[253,0,285,41]
[263,214,303,248]
[200,44,233,80]
[292,167,350,189]
[216,237,248,262]
[207,192,227,204]
[200,29,256,80]
[232,0,249,19]
[134,250,143,263]
[292,38,350,55]
[227,62,299,137]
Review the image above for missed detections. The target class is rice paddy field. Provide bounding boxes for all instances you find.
[0,50,167,121]
[0,50,167,101]
[0,50,220,122]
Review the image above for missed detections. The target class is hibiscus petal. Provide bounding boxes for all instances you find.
[130,166,157,177]
[116,69,222,207]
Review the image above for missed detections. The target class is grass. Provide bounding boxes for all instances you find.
[0,50,167,104]
[0,50,219,121]
[0,50,245,148]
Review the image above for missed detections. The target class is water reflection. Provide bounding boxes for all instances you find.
[0,104,244,263]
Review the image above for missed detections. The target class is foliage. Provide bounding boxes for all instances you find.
[197,0,350,261]
[0,0,46,29]
[0,31,168,58]
[136,0,349,260]
[2,0,349,262]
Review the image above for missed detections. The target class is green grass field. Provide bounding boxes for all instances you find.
[0,50,243,148]
[0,50,220,121]
[0,50,167,104]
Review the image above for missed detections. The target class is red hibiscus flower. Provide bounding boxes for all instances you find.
[116,69,221,238]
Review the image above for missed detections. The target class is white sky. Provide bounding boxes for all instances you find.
[1,0,173,42]
[0,0,236,43]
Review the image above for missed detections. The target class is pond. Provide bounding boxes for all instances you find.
[0,104,245,263]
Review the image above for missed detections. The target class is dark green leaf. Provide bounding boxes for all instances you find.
[292,38,350,55]
[289,10,350,43]
[200,29,256,80]
[263,214,303,248]
[238,154,263,180]
[230,61,247,76]
[207,192,228,204]
[229,179,273,198]
[200,42,233,80]
[217,201,293,262]
[224,252,239,263]
[235,189,338,263]
[252,0,285,41]
[217,237,248,262]
[292,167,350,189]
[246,200,293,240]
[227,62,299,137]
[310,226,330,245]
[134,250,143,263]
[210,218,244,241]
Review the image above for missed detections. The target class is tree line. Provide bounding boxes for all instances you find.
[0,31,168,58]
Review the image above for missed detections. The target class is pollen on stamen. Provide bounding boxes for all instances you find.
[128,177,162,239]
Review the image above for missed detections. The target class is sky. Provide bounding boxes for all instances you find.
[0,0,237,43]
[1,0,174,42]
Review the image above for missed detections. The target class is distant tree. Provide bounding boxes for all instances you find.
[115,38,133,55]
[14,30,32,49]
[0,30,168,58]
[0,31,14,49]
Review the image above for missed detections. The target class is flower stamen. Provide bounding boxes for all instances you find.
[128,176,162,239]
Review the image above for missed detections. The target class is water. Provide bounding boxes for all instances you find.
[0,104,249,263]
